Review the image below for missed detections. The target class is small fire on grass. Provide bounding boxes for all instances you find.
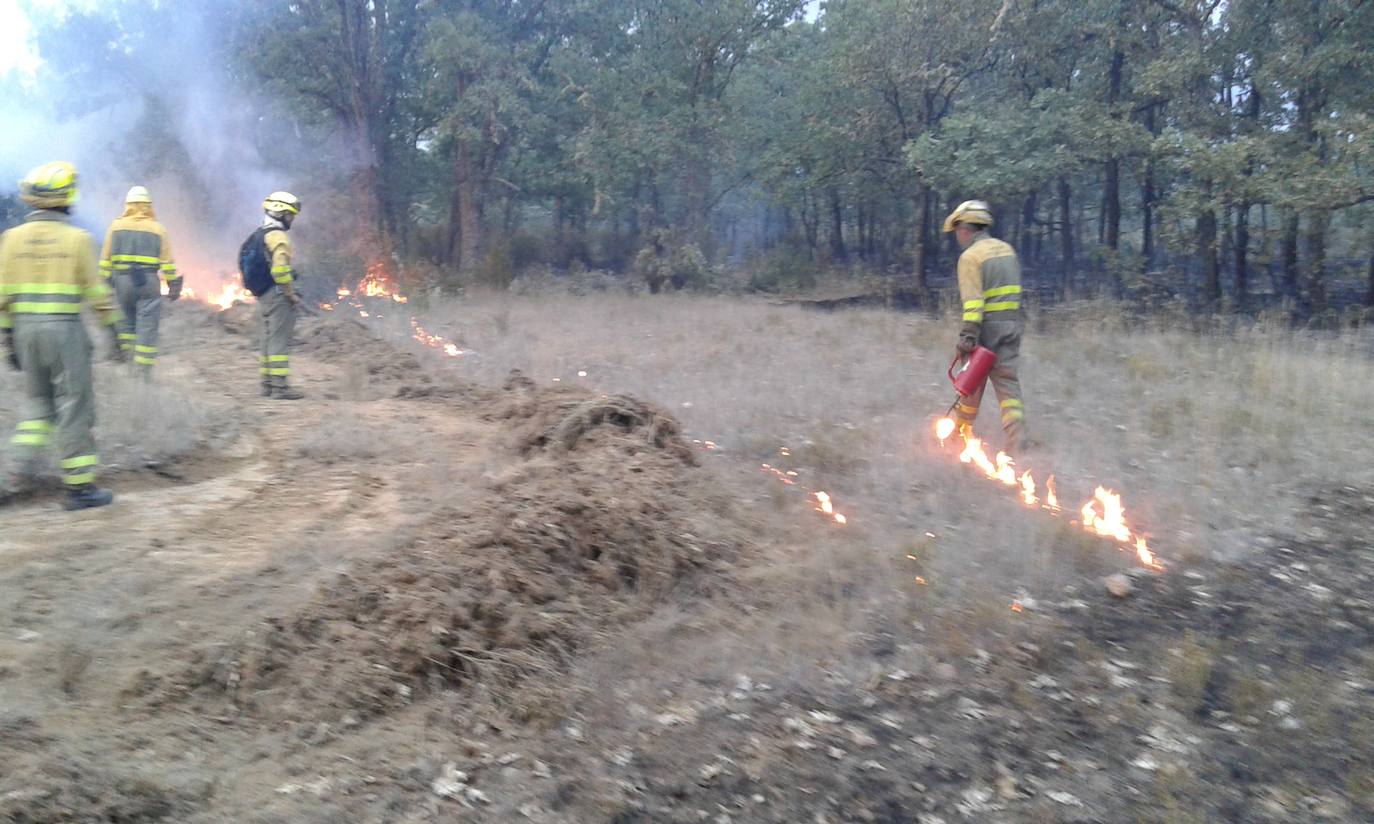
[317,263,465,359]
[759,456,849,526]
[934,416,1161,570]
[173,279,253,310]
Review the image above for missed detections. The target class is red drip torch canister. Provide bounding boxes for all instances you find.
[949,346,998,397]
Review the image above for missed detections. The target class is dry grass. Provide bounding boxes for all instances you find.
[393,292,1374,603]
[0,339,240,475]
[94,373,241,468]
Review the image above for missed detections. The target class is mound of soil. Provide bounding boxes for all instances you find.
[501,373,697,465]
[182,377,744,723]
[294,316,429,385]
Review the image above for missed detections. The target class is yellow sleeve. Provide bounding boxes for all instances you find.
[99,227,114,279]
[265,229,294,285]
[957,249,985,323]
[78,232,121,326]
[158,224,179,282]
[0,232,10,329]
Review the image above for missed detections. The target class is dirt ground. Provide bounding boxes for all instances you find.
[1,299,1371,823]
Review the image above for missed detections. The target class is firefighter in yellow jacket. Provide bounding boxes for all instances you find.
[255,191,304,400]
[1,162,125,510]
[100,186,181,376]
[944,200,1029,454]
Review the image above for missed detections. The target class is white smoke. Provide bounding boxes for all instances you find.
[0,0,290,290]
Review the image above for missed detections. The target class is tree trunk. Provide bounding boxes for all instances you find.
[1103,39,1123,250]
[1304,209,1329,311]
[827,187,846,262]
[912,184,930,293]
[1280,210,1300,300]
[447,139,482,271]
[1235,203,1250,308]
[1058,176,1074,300]
[1020,191,1037,261]
[1366,245,1374,307]
[1199,207,1220,305]
[1141,104,1159,269]
[855,203,867,261]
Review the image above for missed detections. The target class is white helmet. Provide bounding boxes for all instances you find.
[263,191,302,216]
[943,200,993,233]
[125,185,152,204]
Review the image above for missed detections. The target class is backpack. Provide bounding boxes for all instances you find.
[238,227,277,297]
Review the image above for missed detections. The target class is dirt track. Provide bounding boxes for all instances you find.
[0,303,770,822]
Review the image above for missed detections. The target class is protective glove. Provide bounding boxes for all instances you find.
[956,322,980,357]
[107,325,127,363]
[4,329,18,371]
[167,279,183,302]
[282,282,303,309]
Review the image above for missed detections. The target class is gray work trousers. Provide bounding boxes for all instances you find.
[258,288,297,387]
[8,317,100,487]
[954,314,1027,452]
[112,271,163,373]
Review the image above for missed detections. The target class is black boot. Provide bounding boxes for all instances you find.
[271,384,304,400]
[64,484,114,511]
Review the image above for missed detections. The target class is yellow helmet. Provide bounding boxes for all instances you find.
[942,200,993,233]
[125,185,152,204]
[19,161,79,209]
[262,191,301,216]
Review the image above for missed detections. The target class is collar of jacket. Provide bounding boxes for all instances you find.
[27,209,70,223]
[970,229,992,244]
[120,202,157,220]
[261,215,288,232]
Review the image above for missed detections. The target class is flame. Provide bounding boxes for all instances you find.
[938,426,1160,569]
[959,436,998,476]
[1081,486,1132,543]
[994,451,1018,486]
[183,281,252,310]
[1135,537,1158,568]
[357,262,408,303]
[1019,471,1038,507]
[1011,601,1024,613]
[935,417,956,443]
[815,491,834,515]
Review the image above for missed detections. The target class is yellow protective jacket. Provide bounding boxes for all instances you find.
[99,203,179,285]
[0,211,121,329]
[264,228,294,286]
[957,230,1022,324]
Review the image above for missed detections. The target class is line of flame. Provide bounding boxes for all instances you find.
[936,417,1161,569]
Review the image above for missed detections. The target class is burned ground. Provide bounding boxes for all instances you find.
[1,296,1371,823]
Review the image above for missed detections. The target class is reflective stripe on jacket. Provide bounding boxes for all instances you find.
[99,203,178,283]
[264,228,294,285]
[0,211,120,328]
[957,231,1022,324]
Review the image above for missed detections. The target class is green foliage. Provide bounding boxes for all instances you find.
[631,228,715,292]
[16,0,1374,311]
[474,239,516,291]
[747,248,819,293]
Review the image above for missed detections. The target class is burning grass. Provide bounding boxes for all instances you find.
[405,292,1374,579]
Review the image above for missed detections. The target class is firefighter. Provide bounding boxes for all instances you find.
[1,161,125,510]
[943,200,1029,454]
[255,191,304,400]
[100,185,181,377]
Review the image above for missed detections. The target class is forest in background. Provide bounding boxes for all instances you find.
[3,0,1373,313]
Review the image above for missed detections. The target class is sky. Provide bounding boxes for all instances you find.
[0,0,40,75]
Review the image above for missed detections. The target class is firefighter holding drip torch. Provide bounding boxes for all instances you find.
[944,200,1030,456]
